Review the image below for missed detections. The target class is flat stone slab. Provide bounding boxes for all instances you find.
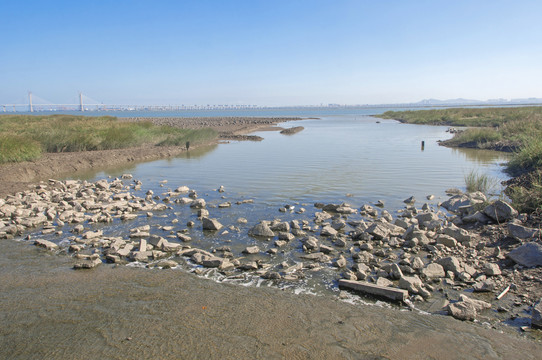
[508,242,542,267]
[339,279,408,302]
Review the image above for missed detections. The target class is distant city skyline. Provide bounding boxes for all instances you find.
[2,1,542,107]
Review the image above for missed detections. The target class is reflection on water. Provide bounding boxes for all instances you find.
[74,144,219,181]
[82,116,510,211]
[451,147,510,165]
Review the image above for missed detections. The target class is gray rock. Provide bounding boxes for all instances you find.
[321,225,338,237]
[389,263,404,280]
[421,263,445,279]
[238,261,259,270]
[399,275,423,294]
[532,298,542,329]
[74,257,102,269]
[441,193,486,214]
[446,294,491,321]
[248,222,275,237]
[243,246,260,254]
[483,262,501,276]
[403,196,416,204]
[508,242,542,267]
[34,239,59,251]
[334,255,347,268]
[190,198,206,209]
[442,224,474,243]
[156,260,179,269]
[473,280,496,292]
[436,234,458,248]
[202,217,223,231]
[366,221,403,240]
[411,257,425,270]
[483,200,518,222]
[202,256,224,268]
[303,236,319,251]
[271,221,290,232]
[462,211,491,224]
[438,256,462,275]
[376,277,393,287]
[508,222,539,240]
[300,252,330,262]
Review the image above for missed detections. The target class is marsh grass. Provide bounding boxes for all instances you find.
[508,137,542,175]
[506,172,542,213]
[464,170,498,195]
[0,115,217,163]
[444,128,502,148]
[379,106,542,127]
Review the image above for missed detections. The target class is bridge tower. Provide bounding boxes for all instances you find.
[29,92,33,112]
[79,92,84,112]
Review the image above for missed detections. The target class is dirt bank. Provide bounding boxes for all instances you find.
[0,117,298,197]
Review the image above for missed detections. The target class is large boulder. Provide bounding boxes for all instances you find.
[399,275,423,294]
[441,192,486,214]
[248,222,275,237]
[366,221,404,240]
[446,294,491,321]
[483,200,518,222]
[202,217,223,231]
[421,263,445,279]
[438,256,463,275]
[508,242,542,267]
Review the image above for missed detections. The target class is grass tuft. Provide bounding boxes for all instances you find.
[464,170,497,195]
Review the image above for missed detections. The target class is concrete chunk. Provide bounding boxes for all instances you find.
[339,279,408,302]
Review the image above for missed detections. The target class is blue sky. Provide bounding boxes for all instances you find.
[1,0,541,106]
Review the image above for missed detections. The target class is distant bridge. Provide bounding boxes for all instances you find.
[0,92,265,112]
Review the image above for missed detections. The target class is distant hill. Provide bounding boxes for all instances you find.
[415,98,542,106]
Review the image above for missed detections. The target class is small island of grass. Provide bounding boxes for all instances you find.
[0,114,218,164]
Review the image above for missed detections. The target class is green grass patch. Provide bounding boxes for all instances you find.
[0,135,42,163]
[378,106,542,127]
[508,137,542,175]
[0,115,217,163]
[444,127,502,148]
[506,172,542,213]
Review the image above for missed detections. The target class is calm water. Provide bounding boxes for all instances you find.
[82,114,509,211]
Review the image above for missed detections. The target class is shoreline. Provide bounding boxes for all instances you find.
[0,116,300,197]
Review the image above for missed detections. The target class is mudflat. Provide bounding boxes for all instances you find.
[1,239,540,360]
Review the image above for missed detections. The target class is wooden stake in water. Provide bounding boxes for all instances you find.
[421,141,425,151]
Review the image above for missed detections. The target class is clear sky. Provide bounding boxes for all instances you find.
[1,0,541,106]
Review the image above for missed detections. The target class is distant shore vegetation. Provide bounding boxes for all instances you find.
[0,115,217,164]
[378,106,542,212]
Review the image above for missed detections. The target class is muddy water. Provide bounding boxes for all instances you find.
[1,239,541,360]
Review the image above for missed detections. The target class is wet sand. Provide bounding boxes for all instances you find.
[1,239,541,360]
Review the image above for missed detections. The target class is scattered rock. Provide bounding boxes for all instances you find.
[508,242,542,267]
